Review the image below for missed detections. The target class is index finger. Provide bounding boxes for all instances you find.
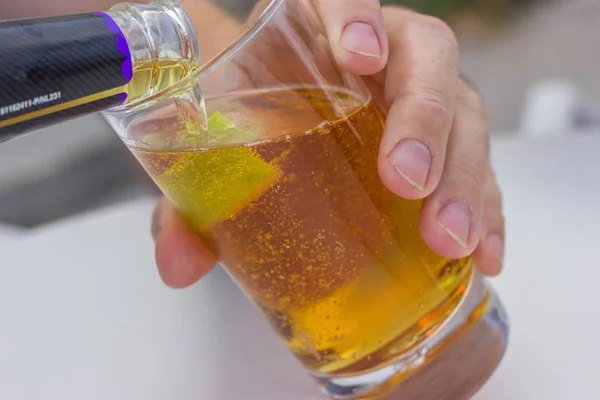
[312,0,389,75]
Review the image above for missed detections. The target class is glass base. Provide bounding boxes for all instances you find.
[312,273,509,400]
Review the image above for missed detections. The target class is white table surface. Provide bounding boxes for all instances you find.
[0,224,21,243]
[2,132,600,400]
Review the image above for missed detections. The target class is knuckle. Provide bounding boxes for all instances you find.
[411,87,451,126]
[421,15,458,49]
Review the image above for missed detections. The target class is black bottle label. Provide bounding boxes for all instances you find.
[0,12,133,139]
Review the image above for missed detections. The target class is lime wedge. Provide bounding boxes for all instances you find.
[158,112,281,228]
[208,111,236,130]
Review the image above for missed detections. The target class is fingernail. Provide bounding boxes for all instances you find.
[340,21,382,58]
[388,139,432,191]
[487,234,504,261]
[151,206,163,241]
[437,202,472,248]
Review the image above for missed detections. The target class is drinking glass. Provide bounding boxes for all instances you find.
[104,1,509,398]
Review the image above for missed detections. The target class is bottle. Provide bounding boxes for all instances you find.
[0,0,200,142]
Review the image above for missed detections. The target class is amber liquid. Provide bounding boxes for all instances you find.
[130,87,472,376]
[125,58,197,103]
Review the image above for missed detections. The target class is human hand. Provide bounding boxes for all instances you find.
[151,1,504,288]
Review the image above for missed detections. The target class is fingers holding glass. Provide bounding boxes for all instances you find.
[152,197,216,289]
[419,81,490,260]
[377,10,460,200]
[473,167,506,276]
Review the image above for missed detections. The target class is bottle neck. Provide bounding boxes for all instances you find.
[107,0,200,105]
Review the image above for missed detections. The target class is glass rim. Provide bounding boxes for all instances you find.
[111,0,285,113]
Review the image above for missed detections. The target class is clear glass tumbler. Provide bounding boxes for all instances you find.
[104,1,509,398]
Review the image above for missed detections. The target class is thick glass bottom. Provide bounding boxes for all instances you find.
[312,273,509,400]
